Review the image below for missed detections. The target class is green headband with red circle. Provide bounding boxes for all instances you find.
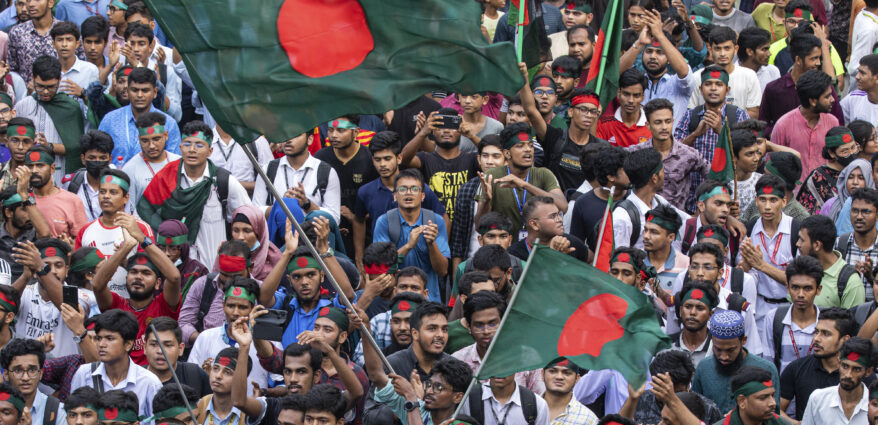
[758,184,782,198]
[98,407,140,423]
[25,149,53,165]
[391,299,419,315]
[7,124,34,139]
[224,285,256,304]
[733,380,773,398]
[101,174,130,192]
[565,2,592,13]
[825,130,856,149]
[503,130,532,150]
[698,185,729,203]
[288,255,322,273]
[110,0,128,10]
[681,287,716,310]
[184,130,211,145]
[328,119,357,130]
[70,249,104,273]
[157,234,188,247]
[701,69,729,85]
[845,350,871,368]
[214,354,237,371]
[138,124,166,137]
[0,291,18,314]
[115,66,133,80]
[0,391,24,414]
[785,8,812,20]
[40,246,64,259]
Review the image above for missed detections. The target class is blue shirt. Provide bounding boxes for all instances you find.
[354,179,446,231]
[272,293,355,347]
[0,3,18,32]
[31,392,66,425]
[53,0,109,26]
[99,105,181,166]
[373,209,450,302]
[642,67,697,125]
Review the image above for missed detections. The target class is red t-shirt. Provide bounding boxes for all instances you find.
[110,292,180,366]
[595,111,651,148]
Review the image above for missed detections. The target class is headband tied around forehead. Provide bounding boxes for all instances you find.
[98,407,141,423]
[25,149,53,165]
[552,65,578,78]
[530,75,556,90]
[157,234,188,247]
[126,253,159,274]
[218,254,248,273]
[110,0,128,10]
[645,211,677,233]
[137,123,166,137]
[681,287,717,310]
[0,291,17,314]
[565,2,592,12]
[698,185,729,203]
[503,130,532,150]
[318,306,349,330]
[758,184,782,198]
[363,261,398,275]
[785,8,812,20]
[845,350,871,368]
[478,222,511,235]
[70,249,104,273]
[571,94,599,108]
[733,380,773,398]
[825,131,856,149]
[115,66,133,80]
[0,93,13,108]
[40,245,64,259]
[287,255,323,274]
[6,124,34,139]
[545,357,579,371]
[0,391,25,414]
[143,406,188,423]
[214,354,238,370]
[328,119,357,130]
[392,299,419,315]
[701,69,729,85]
[697,225,729,246]
[224,285,257,304]
[0,193,22,208]
[691,14,712,25]
[101,174,130,193]
[184,130,211,145]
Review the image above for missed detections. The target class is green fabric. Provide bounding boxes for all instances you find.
[475,245,670,386]
[1,193,22,207]
[147,161,217,244]
[693,350,780,413]
[138,124,166,136]
[487,166,559,231]
[98,408,139,423]
[86,93,122,129]
[34,93,84,172]
[584,0,623,109]
[720,409,789,425]
[706,120,734,184]
[815,251,865,309]
[444,318,475,354]
[733,380,772,398]
[549,113,568,129]
[70,249,102,273]
[142,0,524,144]
[224,286,257,304]
[288,255,322,273]
[507,0,550,69]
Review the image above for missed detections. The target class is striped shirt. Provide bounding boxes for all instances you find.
[550,398,599,425]
[837,232,878,302]
[760,306,819,374]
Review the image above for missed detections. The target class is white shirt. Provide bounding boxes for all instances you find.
[849,10,878,90]
[75,217,154,297]
[756,64,781,92]
[188,325,281,397]
[841,89,878,125]
[13,96,68,182]
[611,192,690,251]
[749,214,796,317]
[70,357,162,419]
[208,131,273,183]
[459,382,550,425]
[688,66,763,111]
[252,154,342,223]
[60,165,135,222]
[121,152,180,210]
[801,384,869,425]
[14,283,97,357]
[180,163,251,268]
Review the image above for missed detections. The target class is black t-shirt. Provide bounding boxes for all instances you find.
[388,97,441,144]
[780,354,877,419]
[569,190,607,250]
[314,145,379,210]
[538,126,608,192]
[165,361,212,398]
[416,151,480,224]
[507,233,590,263]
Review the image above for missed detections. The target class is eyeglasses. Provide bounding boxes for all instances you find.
[852,207,875,216]
[538,212,562,221]
[34,83,58,93]
[395,186,422,194]
[181,141,208,149]
[471,321,499,332]
[572,106,601,116]
[533,89,556,97]
[9,366,40,378]
[688,264,717,272]
[423,379,447,393]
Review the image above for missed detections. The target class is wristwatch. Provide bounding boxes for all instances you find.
[25,194,35,206]
[140,236,154,250]
[73,329,88,344]
[301,198,312,211]
[404,400,419,412]
[36,263,51,277]
[319,247,334,259]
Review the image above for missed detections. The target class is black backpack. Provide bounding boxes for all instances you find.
[65,169,88,195]
[195,273,221,333]
[687,104,740,136]
[265,159,331,206]
[41,394,60,425]
[836,232,854,259]
[386,208,436,245]
[613,199,641,247]
[468,383,538,425]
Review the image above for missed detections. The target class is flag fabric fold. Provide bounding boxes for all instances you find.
[508,0,550,68]
[584,0,623,108]
[136,159,219,243]
[141,0,525,144]
[593,194,614,272]
[477,245,671,386]
[707,119,735,183]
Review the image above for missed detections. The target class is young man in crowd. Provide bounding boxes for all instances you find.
[25,145,87,239]
[0,183,51,281]
[688,27,761,118]
[595,69,652,147]
[0,383,26,425]
[797,214,866,308]
[143,316,210,397]
[6,0,59,83]
[642,204,689,290]
[63,387,101,425]
[569,144,628,250]
[121,112,179,207]
[508,196,590,263]
[800,337,874,424]
[542,357,599,425]
[62,130,129,222]
[0,117,36,192]
[629,349,723,424]
[730,130,764,213]
[837,188,878,302]
[0,338,64,425]
[453,92,504,152]
[668,281,719,366]
[716,367,785,425]
[51,21,98,102]
[738,27,781,91]
[444,271,492,354]
[842,54,878,124]
[208,125,273,195]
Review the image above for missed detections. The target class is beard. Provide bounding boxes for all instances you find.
[127,284,156,301]
[683,319,707,333]
[840,377,862,391]
[715,352,746,376]
[29,175,48,188]
[436,140,460,150]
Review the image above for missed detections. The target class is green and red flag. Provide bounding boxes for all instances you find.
[593,193,614,272]
[584,0,624,109]
[140,0,524,144]
[477,245,670,386]
[507,0,550,69]
[707,119,735,183]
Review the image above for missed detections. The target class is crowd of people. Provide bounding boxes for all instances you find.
[5,0,878,424]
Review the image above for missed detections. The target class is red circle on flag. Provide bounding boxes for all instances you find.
[296,257,309,268]
[45,247,56,257]
[704,228,715,237]
[104,175,113,183]
[849,352,861,361]
[28,151,40,161]
[319,306,330,316]
[218,357,230,366]
[793,8,802,17]
[398,301,411,311]
[147,127,155,135]
[517,132,529,141]
[16,126,27,136]
[557,294,628,357]
[165,237,173,245]
[233,287,242,296]
[710,71,721,79]
[136,256,147,265]
[104,408,118,420]
[711,148,727,173]
[843,134,852,143]
[691,289,704,299]
[617,253,630,263]
[276,0,374,78]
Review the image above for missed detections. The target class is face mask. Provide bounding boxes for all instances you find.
[85,160,109,178]
[251,240,261,251]
[173,258,182,267]
[838,153,858,167]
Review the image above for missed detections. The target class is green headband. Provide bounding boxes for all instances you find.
[214,354,237,370]
[392,299,420,315]
[701,69,729,85]
[733,380,773,398]
[328,119,357,130]
[184,131,211,145]
[100,174,130,192]
[645,212,677,233]
[24,149,53,165]
[757,184,783,198]
[126,253,159,274]
[844,350,871,368]
[115,66,133,80]
[110,0,128,10]
[870,388,878,400]
[138,124,166,137]
[40,246,65,259]
[1,193,23,207]
[0,291,17,315]
[6,124,34,139]
[503,130,532,150]
[224,286,257,304]
[70,249,103,273]
[545,357,579,371]
[690,14,712,25]
[0,391,24,414]
[157,234,188,247]
[0,93,13,107]
[564,2,592,13]
[144,406,188,423]
[478,222,511,235]
[825,131,855,149]
[651,160,664,177]
[697,226,729,246]
[98,407,140,423]
[611,251,638,270]
[785,8,812,20]
[317,306,349,330]
[698,186,729,203]
[681,287,716,310]
[288,255,322,273]
[764,156,802,187]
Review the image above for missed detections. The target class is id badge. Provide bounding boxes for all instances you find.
[518,229,528,241]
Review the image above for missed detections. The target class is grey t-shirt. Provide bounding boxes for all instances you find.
[711,9,756,34]
[459,116,504,152]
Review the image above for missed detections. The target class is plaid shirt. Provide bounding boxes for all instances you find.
[257,345,284,375]
[352,310,392,366]
[7,19,59,83]
[552,398,599,425]
[40,354,85,402]
[839,232,878,301]
[450,177,481,259]
[673,104,750,213]
[319,353,370,425]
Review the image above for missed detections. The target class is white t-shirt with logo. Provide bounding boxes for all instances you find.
[15,284,97,357]
[75,218,155,298]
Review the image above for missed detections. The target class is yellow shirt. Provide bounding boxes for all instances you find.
[751,3,787,43]
[768,37,846,77]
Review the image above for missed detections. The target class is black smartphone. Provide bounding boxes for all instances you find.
[62,286,79,309]
[437,114,462,129]
[252,309,288,342]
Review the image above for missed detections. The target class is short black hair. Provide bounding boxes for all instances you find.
[785,255,823,287]
[181,120,212,138]
[218,239,251,262]
[135,111,167,129]
[764,152,802,191]
[789,32,822,64]
[145,316,183,345]
[552,55,583,76]
[567,24,595,42]
[851,188,878,210]
[688,242,725,270]
[459,271,494,297]
[731,129,759,158]
[522,196,555,223]
[368,131,401,155]
[97,390,139,416]
[677,392,707,421]
[50,20,79,40]
[731,119,769,138]
[409,301,447,331]
[860,54,878,75]
[99,168,131,195]
[646,203,681,237]
[80,15,109,41]
[222,276,261,306]
[216,346,252,375]
[94,309,139,342]
[594,145,627,187]
[796,70,833,107]
[396,266,427,289]
[0,338,45,371]
[848,120,875,150]
[598,415,636,425]
[840,336,876,367]
[278,394,306,414]
[643,98,674,121]
[32,55,61,81]
[283,343,323,372]
[34,237,71,263]
[64,387,101,413]
[649,349,695,387]
[152,383,199,415]
[124,1,152,20]
[737,27,770,62]
[80,130,114,154]
[124,21,153,43]
[304,384,347,419]
[463,291,506,324]
[477,212,513,235]
[472,244,511,272]
[819,307,859,338]
[624,148,662,189]
[801,215,837,253]
[708,25,737,45]
[128,67,157,87]
[363,242,398,270]
[785,0,813,13]
[618,68,648,91]
[755,173,789,196]
[499,123,532,150]
[730,366,773,394]
[431,357,473,392]
[479,134,503,154]
[394,168,424,188]
[580,141,610,182]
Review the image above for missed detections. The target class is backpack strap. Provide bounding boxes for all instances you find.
[196,395,211,425]
[265,159,280,205]
[281,288,296,330]
[745,218,758,237]
[681,218,698,256]
[837,264,857,305]
[730,268,744,295]
[687,105,706,136]
[157,63,168,86]
[468,384,484,425]
[772,305,790,372]
[313,161,331,204]
[195,273,219,333]
[789,218,801,256]
[67,169,87,196]
[43,395,60,425]
[90,362,104,394]
[215,167,231,238]
[854,302,876,326]
[387,209,401,245]
[519,386,538,425]
[837,232,854,260]
[615,200,641,247]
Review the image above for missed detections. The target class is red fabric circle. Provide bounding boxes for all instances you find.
[218,357,230,366]
[794,8,802,17]
[398,300,411,311]
[710,71,721,79]
[296,257,309,268]
[763,186,774,194]
[691,289,704,299]
[136,256,147,265]
[617,253,630,263]
[538,77,552,87]
[104,175,113,183]
[704,228,715,237]
[165,237,173,245]
[762,380,772,387]
[16,126,26,136]
[147,127,155,135]
[517,132,529,141]
[233,287,242,296]
[319,306,330,316]
[0,392,10,401]
[104,408,118,420]
[123,68,132,76]
[44,247,56,257]
[848,352,861,361]
[843,134,852,143]
[28,151,40,161]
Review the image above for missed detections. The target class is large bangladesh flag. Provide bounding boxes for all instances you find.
[707,119,735,183]
[141,0,525,143]
[477,245,671,386]
[584,0,623,108]
[507,0,550,69]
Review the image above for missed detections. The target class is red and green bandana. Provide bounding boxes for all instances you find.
[218,254,249,273]
[317,306,349,330]
[785,8,812,20]
[478,222,511,235]
[545,357,578,371]
[701,68,729,85]
[39,246,64,259]
[611,251,635,267]
[645,211,676,232]
[503,130,531,150]
[392,299,419,314]
[825,130,856,149]
[328,119,357,130]
[99,407,140,423]
[570,94,600,107]
[184,130,211,145]
[0,93,13,108]
[681,287,716,310]
[0,193,22,207]
[138,123,166,137]
[757,184,782,198]
[565,2,592,13]
[364,261,398,275]
[144,407,188,423]
[0,391,25,414]
[157,234,188,247]
[698,185,729,203]
[530,75,556,90]
[70,248,104,273]
[733,379,773,398]
[214,354,237,370]
[6,123,34,139]
[101,174,130,193]
[845,350,871,368]
[25,149,53,165]
[552,65,578,78]
[126,253,159,274]
[287,255,322,273]
[224,285,257,304]
[697,225,729,246]
[110,0,128,10]
[115,66,133,80]
[0,291,17,314]
[870,387,878,400]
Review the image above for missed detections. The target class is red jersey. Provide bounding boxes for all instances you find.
[110,292,180,366]
[595,109,651,148]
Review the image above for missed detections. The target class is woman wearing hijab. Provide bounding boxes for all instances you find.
[798,127,861,214]
[820,159,874,233]
[228,204,282,280]
[157,219,209,295]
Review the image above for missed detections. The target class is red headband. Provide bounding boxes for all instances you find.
[218,254,247,273]
[364,262,390,275]
[571,94,599,107]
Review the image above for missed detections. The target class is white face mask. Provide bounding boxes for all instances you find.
[251,240,261,251]
[174,258,182,267]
